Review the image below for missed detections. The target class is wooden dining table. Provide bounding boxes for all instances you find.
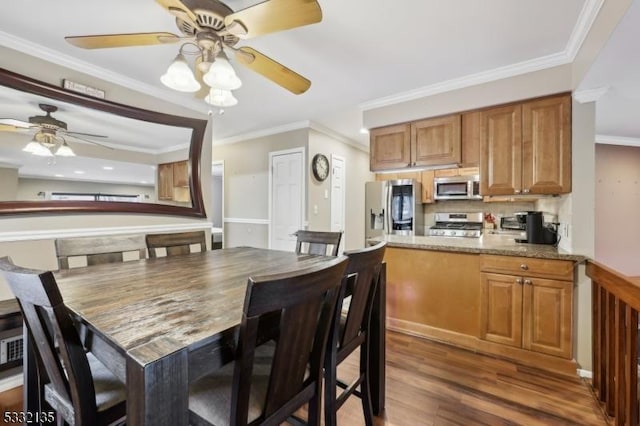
[23,246,386,426]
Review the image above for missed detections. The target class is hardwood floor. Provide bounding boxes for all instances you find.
[0,331,608,425]
[331,331,608,426]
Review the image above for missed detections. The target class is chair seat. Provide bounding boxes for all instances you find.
[189,342,275,426]
[45,352,126,422]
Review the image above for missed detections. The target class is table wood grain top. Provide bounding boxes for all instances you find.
[54,247,334,363]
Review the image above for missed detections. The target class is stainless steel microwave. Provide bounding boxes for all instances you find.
[434,174,482,200]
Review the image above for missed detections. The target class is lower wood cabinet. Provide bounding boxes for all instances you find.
[480,255,573,359]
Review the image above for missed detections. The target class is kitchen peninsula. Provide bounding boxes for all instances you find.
[369,233,586,375]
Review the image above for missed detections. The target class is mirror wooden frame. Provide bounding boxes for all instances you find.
[0,67,207,217]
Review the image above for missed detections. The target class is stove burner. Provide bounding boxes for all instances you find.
[428,212,484,238]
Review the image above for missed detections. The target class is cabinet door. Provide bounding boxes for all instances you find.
[522,278,573,358]
[411,115,461,167]
[157,163,174,200]
[421,170,435,203]
[522,95,571,194]
[172,160,189,187]
[370,124,411,171]
[480,272,522,348]
[480,104,522,195]
[461,111,481,167]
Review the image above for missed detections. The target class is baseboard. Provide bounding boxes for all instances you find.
[577,369,593,379]
[0,372,22,393]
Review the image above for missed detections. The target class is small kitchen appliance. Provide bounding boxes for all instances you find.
[427,212,483,238]
[513,211,559,245]
[433,174,482,200]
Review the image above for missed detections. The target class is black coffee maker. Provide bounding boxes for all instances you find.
[515,211,558,245]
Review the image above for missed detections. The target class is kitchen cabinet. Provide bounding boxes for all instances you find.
[461,111,481,167]
[480,93,571,196]
[158,160,190,203]
[374,171,434,203]
[370,114,461,171]
[480,255,573,359]
[434,166,479,178]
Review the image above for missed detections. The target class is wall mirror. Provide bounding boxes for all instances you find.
[0,68,207,217]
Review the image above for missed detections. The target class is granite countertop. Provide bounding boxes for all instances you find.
[369,233,586,262]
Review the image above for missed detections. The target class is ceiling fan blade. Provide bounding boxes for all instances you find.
[234,47,311,94]
[193,56,210,100]
[64,135,115,150]
[0,118,32,129]
[224,0,322,39]
[65,32,181,49]
[63,131,108,138]
[156,0,198,24]
[0,124,30,132]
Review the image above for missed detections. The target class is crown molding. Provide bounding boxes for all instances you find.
[595,135,640,147]
[0,31,207,115]
[213,121,310,145]
[359,0,603,111]
[573,86,609,103]
[308,121,369,153]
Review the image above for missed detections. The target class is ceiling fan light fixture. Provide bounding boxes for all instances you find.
[205,89,238,107]
[55,141,76,157]
[203,54,242,91]
[161,52,201,93]
[30,143,54,157]
[22,140,44,154]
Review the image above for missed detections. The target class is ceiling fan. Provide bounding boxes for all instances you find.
[64,0,323,107]
[0,104,110,157]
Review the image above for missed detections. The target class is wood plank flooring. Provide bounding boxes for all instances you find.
[0,331,608,425]
[330,331,608,426]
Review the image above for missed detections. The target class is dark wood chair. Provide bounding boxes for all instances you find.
[145,230,207,258]
[294,230,343,256]
[188,256,349,426]
[324,242,386,426]
[55,234,146,269]
[0,257,126,426]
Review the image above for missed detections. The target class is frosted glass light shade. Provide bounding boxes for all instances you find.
[23,141,53,156]
[161,53,201,93]
[55,142,76,157]
[205,89,238,107]
[203,56,241,90]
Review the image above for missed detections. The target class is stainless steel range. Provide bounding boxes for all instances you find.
[428,212,483,238]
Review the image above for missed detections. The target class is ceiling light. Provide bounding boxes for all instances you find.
[360,127,370,134]
[24,139,53,157]
[74,170,85,174]
[205,89,238,107]
[103,166,114,170]
[203,52,241,91]
[54,174,64,178]
[160,52,201,93]
[54,141,76,157]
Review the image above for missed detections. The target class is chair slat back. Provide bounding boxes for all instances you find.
[231,256,348,425]
[294,230,343,256]
[145,231,207,258]
[55,234,146,269]
[0,257,98,425]
[339,242,386,348]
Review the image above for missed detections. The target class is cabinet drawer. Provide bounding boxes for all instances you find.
[480,255,574,281]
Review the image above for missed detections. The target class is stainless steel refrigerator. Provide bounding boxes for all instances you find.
[365,179,424,239]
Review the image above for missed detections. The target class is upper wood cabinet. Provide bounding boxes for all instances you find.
[158,160,191,203]
[370,114,461,171]
[172,160,189,188]
[461,111,481,167]
[158,163,174,201]
[480,94,571,196]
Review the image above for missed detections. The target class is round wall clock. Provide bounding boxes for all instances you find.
[311,153,330,182]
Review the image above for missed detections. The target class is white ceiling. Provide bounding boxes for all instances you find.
[0,0,640,183]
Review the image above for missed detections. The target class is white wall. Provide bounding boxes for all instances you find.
[211,175,223,228]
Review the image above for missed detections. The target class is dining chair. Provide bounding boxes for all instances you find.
[324,242,386,426]
[188,256,349,426]
[55,234,146,269]
[0,257,126,426]
[145,230,207,258]
[294,230,343,256]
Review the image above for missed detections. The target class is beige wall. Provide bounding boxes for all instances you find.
[307,130,373,250]
[212,129,308,248]
[595,144,640,275]
[17,178,155,201]
[0,167,18,201]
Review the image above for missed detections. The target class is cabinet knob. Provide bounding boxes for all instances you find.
[520,264,528,271]
[523,189,530,194]
[516,278,523,284]
[524,279,532,285]
[514,189,521,194]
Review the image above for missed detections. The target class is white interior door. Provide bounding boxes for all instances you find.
[270,149,304,251]
[330,154,346,253]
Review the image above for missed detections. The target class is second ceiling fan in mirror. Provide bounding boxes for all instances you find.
[65,0,323,107]
[0,103,111,157]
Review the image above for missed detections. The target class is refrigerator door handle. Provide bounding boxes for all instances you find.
[385,184,392,234]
